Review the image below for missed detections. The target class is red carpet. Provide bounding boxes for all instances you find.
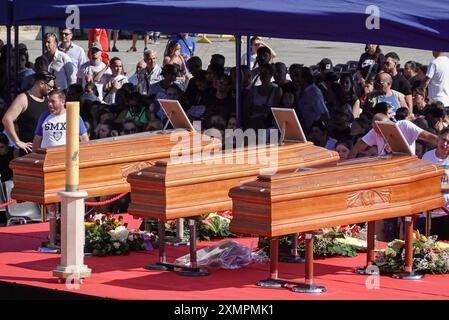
[1,216,449,300]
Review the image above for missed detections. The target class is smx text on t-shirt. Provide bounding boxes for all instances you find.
[44,122,67,131]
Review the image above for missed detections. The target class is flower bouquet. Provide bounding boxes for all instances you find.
[85,213,157,256]
[374,230,449,274]
[146,210,237,241]
[258,224,367,258]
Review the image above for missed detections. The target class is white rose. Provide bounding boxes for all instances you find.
[93,214,104,221]
[113,242,121,249]
[108,226,130,242]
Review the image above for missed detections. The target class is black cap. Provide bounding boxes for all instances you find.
[318,58,333,71]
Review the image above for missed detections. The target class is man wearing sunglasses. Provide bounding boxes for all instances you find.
[383,52,413,112]
[40,33,77,90]
[58,28,87,75]
[2,71,55,155]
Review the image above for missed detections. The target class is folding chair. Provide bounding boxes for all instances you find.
[2,180,41,226]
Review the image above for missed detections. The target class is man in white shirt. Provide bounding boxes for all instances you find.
[348,113,437,158]
[40,33,77,90]
[420,51,449,108]
[128,60,146,86]
[77,42,111,94]
[58,28,87,75]
[33,89,89,149]
[420,127,449,239]
[137,50,163,95]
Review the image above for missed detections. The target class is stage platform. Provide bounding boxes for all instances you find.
[1,216,449,300]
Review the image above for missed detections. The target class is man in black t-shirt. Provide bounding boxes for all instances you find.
[383,52,413,112]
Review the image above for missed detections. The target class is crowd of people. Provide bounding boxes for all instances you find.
[0,29,449,238]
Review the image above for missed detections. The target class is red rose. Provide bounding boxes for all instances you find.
[118,216,124,221]
[111,218,116,223]
[87,218,94,223]
[123,223,128,228]
[101,216,106,221]
[107,213,112,218]
[106,226,112,232]
[95,219,101,225]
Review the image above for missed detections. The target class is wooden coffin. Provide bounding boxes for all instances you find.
[229,155,445,237]
[10,131,220,204]
[127,142,339,221]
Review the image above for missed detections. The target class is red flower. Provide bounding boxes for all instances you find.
[106,213,112,218]
[101,216,106,221]
[111,218,116,223]
[297,234,305,245]
[123,223,128,228]
[87,218,94,223]
[95,219,101,226]
[118,216,124,221]
[106,226,112,232]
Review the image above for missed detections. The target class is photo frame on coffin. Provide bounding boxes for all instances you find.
[158,99,195,132]
[375,121,414,156]
[271,108,307,144]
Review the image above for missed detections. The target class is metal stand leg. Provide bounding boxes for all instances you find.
[40,204,61,251]
[354,221,379,275]
[280,233,305,263]
[145,220,171,271]
[425,212,432,237]
[41,204,47,223]
[292,233,326,293]
[393,216,424,280]
[166,218,189,246]
[258,237,285,288]
[177,219,209,277]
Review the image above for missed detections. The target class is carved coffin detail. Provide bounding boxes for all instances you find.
[347,188,391,208]
[120,161,154,182]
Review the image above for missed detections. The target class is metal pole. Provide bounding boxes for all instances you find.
[6,25,12,105]
[235,35,242,128]
[246,35,252,68]
[14,25,19,98]
[41,26,45,56]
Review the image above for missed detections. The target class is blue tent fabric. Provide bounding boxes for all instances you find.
[5,1,449,127]
[0,0,11,25]
[9,0,449,51]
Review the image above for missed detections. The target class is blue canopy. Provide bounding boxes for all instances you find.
[10,0,449,51]
[0,0,11,25]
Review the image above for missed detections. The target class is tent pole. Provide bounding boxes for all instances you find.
[14,25,19,98]
[5,0,13,105]
[235,35,242,128]
[6,25,12,106]
[247,35,251,68]
[41,26,45,56]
